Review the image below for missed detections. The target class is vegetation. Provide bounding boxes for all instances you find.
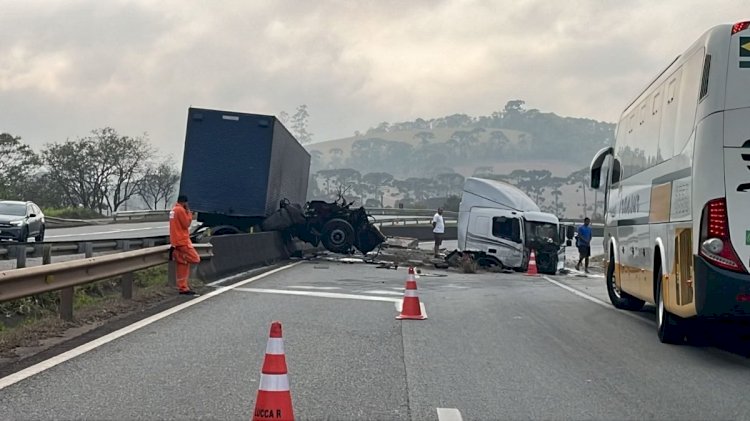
[304,100,612,220]
[0,129,180,213]
[0,265,177,353]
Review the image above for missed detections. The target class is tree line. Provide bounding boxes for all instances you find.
[0,129,180,214]
[308,166,605,221]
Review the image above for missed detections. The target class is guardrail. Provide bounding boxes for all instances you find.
[0,243,213,321]
[0,237,171,264]
[374,217,457,227]
[113,209,171,222]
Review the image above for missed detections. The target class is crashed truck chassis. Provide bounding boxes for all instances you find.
[446,239,561,275]
[261,196,386,255]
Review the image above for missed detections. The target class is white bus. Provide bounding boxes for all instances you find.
[590,21,750,344]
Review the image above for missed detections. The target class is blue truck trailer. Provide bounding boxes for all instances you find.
[179,107,311,234]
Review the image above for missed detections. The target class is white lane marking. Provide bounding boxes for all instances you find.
[45,225,168,239]
[0,262,302,391]
[565,267,605,278]
[233,288,402,303]
[542,276,652,325]
[437,408,463,421]
[286,285,342,290]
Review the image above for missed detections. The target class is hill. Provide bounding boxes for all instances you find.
[303,100,614,220]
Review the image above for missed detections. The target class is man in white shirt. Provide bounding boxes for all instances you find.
[432,207,445,258]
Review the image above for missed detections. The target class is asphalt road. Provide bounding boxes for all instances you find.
[44,221,174,242]
[3,261,750,420]
[40,214,434,242]
[422,238,606,262]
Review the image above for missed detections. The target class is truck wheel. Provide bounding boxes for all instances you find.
[321,219,354,254]
[656,265,685,344]
[606,256,645,311]
[210,225,242,236]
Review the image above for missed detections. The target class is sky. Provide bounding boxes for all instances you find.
[1,0,748,159]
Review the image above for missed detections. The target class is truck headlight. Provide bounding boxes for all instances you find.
[9,220,23,226]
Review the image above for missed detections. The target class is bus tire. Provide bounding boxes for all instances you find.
[606,256,645,311]
[656,265,685,344]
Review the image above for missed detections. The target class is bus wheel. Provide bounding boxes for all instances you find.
[606,257,645,311]
[656,265,685,344]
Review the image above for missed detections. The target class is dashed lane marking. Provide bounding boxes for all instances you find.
[437,408,463,421]
[233,287,402,303]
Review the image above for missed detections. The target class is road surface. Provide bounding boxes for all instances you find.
[422,238,606,262]
[2,260,750,420]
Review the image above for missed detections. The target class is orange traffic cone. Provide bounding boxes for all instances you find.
[525,249,539,277]
[396,267,427,320]
[252,321,294,421]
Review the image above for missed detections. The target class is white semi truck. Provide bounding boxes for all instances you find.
[453,177,566,274]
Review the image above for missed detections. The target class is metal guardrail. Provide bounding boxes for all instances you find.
[113,209,171,221]
[374,217,457,227]
[0,237,171,262]
[0,243,213,320]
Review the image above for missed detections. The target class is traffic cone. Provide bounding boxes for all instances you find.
[396,267,427,320]
[252,321,294,421]
[525,249,539,277]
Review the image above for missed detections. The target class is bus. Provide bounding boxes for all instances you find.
[589,21,750,344]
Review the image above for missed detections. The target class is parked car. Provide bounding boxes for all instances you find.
[0,200,45,242]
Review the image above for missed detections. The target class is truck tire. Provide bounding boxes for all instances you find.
[321,218,354,254]
[606,256,645,311]
[210,225,243,236]
[656,265,685,344]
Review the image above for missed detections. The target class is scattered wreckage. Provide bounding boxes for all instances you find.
[261,193,387,255]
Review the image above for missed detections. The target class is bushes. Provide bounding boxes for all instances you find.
[42,207,105,220]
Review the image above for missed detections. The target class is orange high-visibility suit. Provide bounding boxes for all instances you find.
[170,203,200,292]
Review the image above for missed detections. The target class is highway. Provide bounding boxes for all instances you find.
[39,214,439,243]
[2,261,750,420]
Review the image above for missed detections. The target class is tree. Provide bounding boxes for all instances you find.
[548,177,567,217]
[443,195,461,212]
[568,168,590,218]
[278,111,290,125]
[96,128,153,213]
[362,172,394,205]
[291,105,313,144]
[43,137,111,211]
[42,127,152,213]
[308,149,324,172]
[138,159,181,210]
[413,131,435,146]
[0,133,40,198]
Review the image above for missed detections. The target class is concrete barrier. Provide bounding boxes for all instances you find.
[380,225,458,242]
[197,232,294,281]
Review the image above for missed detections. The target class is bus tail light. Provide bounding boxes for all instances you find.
[732,21,750,35]
[699,198,747,273]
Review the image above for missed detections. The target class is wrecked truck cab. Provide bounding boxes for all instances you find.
[262,195,386,255]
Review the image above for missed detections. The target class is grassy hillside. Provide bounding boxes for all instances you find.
[304,100,613,220]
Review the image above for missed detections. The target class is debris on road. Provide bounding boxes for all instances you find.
[383,236,419,249]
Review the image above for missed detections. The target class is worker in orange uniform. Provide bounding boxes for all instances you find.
[170,195,200,295]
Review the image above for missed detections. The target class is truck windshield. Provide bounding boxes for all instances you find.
[524,221,559,245]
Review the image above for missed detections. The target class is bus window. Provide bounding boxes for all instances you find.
[674,49,704,154]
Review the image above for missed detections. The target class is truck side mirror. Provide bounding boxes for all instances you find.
[566,239,572,247]
[565,225,575,240]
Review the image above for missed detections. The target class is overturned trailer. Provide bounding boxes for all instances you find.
[179,106,385,254]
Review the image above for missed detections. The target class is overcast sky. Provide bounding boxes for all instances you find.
[1,0,747,157]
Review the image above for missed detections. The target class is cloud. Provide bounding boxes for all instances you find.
[0,0,747,156]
